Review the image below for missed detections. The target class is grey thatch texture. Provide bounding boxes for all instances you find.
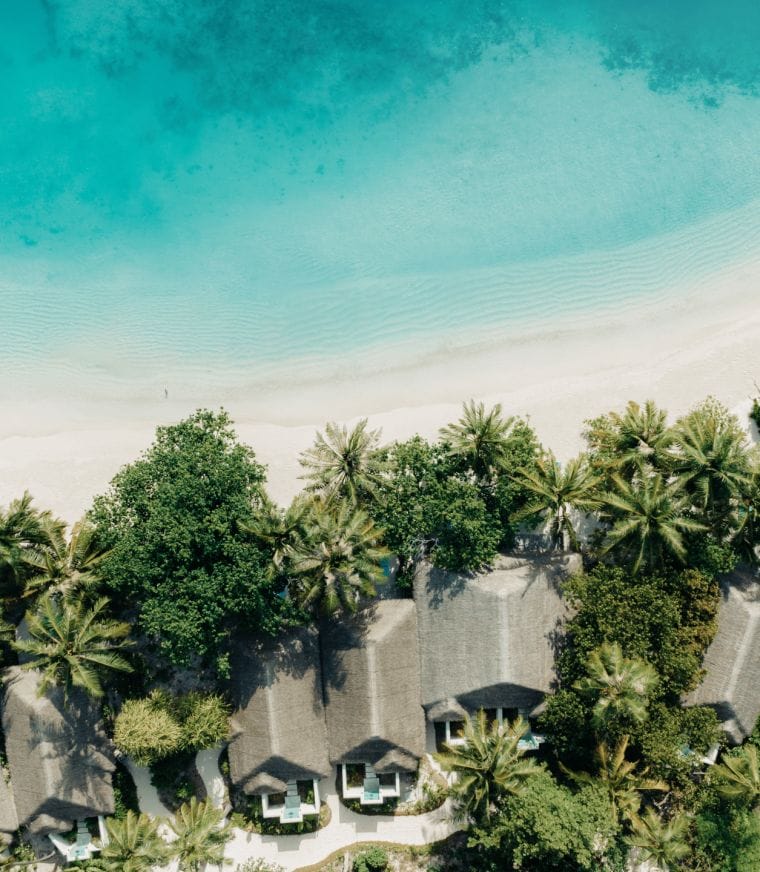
[414,553,581,719]
[685,569,760,743]
[322,600,425,773]
[1,667,115,835]
[0,771,18,835]
[229,626,331,794]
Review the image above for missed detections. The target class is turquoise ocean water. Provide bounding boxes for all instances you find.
[2,0,760,399]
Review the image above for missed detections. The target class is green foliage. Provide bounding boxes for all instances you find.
[90,409,285,673]
[559,566,716,698]
[692,799,760,872]
[235,861,285,872]
[0,491,58,598]
[710,744,760,807]
[169,797,233,872]
[514,452,599,550]
[352,846,389,872]
[86,811,170,872]
[573,641,658,733]
[299,418,386,505]
[370,437,500,578]
[175,691,231,750]
[599,473,705,572]
[439,400,516,484]
[469,769,624,872]
[435,711,541,824]
[112,761,141,819]
[289,501,387,615]
[13,593,133,700]
[114,690,230,765]
[114,695,183,765]
[625,808,690,870]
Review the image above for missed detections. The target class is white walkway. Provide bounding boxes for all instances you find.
[123,757,173,819]
[195,747,229,812]
[223,791,462,872]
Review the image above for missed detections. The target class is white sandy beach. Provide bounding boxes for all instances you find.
[1,260,759,526]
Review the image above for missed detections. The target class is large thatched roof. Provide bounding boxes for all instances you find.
[229,626,331,794]
[0,770,18,835]
[1,667,115,835]
[322,600,425,773]
[685,569,760,743]
[414,553,580,718]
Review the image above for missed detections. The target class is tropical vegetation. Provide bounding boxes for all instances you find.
[0,396,758,869]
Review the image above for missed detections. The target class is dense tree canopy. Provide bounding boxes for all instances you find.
[90,410,288,674]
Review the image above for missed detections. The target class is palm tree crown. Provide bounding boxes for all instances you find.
[625,808,690,871]
[241,496,312,577]
[0,492,60,596]
[587,400,673,481]
[435,710,541,823]
[169,797,232,872]
[23,517,110,601]
[711,744,760,807]
[13,594,133,700]
[600,473,705,573]
[439,400,515,482]
[514,453,599,550]
[88,811,170,872]
[573,641,658,731]
[671,403,751,533]
[289,503,387,616]
[299,419,386,505]
[564,736,667,824]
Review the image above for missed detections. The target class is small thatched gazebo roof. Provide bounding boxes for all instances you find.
[0,770,18,835]
[321,599,425,773]
[685,568,760,743]
[1,667,115,835]
[413,553,580,719]
[229,626,331,795]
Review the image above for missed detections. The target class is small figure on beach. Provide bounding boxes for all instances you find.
[164,386,168,400]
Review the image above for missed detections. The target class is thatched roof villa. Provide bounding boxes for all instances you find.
[1,667,115,835]
[414,553,580,748]
[685,568,760,743]
[321,599,425,804]
[229,626,331,823]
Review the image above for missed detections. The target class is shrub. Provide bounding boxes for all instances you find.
[235,861,285,872]
[353,846,389,872]
[113,695,182,765]
[112,761,140,818]
[751,398,760,430]
[177,691,231,751]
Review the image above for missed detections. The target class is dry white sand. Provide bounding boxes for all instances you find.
[1,260,759,525]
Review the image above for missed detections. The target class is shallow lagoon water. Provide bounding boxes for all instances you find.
[1,1,760,398]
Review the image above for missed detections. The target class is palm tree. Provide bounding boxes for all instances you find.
[0,492,59,596]
[169,797,232,872]
[12,594,133,700]
[711,744,760,807]
[672,405,751,534]
[625,808,690,871]
[240,496,312,578]
[299,419,386,505]
[87,811,170,872]
[587,401,673,481]
[600,474,705,573]
[514,453,599,550]
[289,503,387,615]
[573,641,658,731]
[435,710,541,823]
[23,517,109,601]
[564,736,667,824]
[439,400,515,483]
